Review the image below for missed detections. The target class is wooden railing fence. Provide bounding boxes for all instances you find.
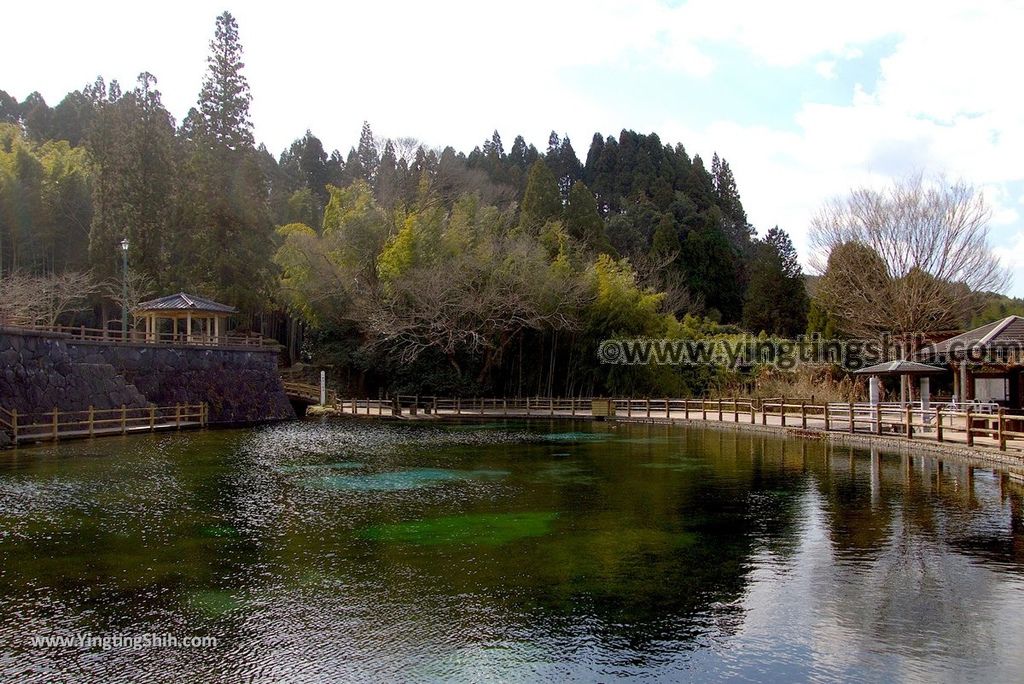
[321,396,1024,453]
[0,403,206,445]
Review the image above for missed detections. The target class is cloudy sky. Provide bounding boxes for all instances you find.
[6,0,1024,296]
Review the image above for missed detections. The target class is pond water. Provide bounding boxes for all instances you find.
[2,419,1024,682]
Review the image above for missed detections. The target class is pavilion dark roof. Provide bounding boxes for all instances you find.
[923,315,1024,357]
[135,292,237,314]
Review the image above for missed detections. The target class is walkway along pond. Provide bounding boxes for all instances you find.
[322,396,1024,463]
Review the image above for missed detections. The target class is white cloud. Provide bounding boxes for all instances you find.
[815,61,837,80]
[657,0,1024,297]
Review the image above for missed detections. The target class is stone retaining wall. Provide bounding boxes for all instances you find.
[0,328,295,429]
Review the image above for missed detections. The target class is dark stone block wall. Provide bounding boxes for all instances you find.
[0,328,295,427]
[0,331,151,423]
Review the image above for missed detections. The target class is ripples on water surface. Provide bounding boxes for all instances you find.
[2,419,1024,682]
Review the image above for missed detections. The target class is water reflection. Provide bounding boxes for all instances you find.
[1,420,1023,682]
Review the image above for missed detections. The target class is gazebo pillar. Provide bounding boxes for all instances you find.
[186,311,192,343]
[960,364,971,401]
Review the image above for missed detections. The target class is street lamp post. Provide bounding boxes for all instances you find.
[120,238,129,340]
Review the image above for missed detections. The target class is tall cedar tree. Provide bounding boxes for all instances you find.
[88,73,177,283]
[518,160,561,232]
[196,12,253,150]
[182,11,274,313]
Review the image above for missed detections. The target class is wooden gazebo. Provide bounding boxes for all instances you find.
[135,292,237,344]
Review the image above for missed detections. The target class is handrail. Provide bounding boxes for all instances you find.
[0,321,269,348]
[325,395,1024,453]
[4,402,207,445]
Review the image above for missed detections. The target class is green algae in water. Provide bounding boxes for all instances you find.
[187,590,243,618]
[199,524,239,539]
[305,468,509,492]
[360,511,558,546]
[540,432,611,443]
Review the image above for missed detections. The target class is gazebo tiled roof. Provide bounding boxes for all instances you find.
[135,292,237,314]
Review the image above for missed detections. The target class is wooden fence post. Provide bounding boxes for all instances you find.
[702,400,707,421]
[88,406,95,437]
[684,400,690,420]
[781,402,786,427]
[998,408,1006,451]
[905,404,913,439]
[874,403,882,435]
[457,397,462,415]
[120,404,127,434]
[966,407,974,447]
[52,407,59,441]
[823,404,830,431]
[150,405,156,429]
[10,409,17,443]
[627,397,633,418]
[849,402,854,434]
[665,398,671,420]
[733,399,738,423]
[174,404,181,430]
[646,398,651,419]
[718,398,723,422]
[800,403,807,429]
[504,398,509,416]
[750,402,756,424]
[550,397,555,417]
[761,402,767,426]
[935,406,943,442]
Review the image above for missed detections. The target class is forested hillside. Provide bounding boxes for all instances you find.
[0,11,809,397]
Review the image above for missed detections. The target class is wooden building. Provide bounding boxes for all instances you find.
[919,315,1024,409]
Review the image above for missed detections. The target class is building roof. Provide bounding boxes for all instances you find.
[135,292,237,314]
[854,360,947,376]
[922,315,1024,358]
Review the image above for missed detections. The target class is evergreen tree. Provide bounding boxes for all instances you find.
[356,121,378,182]
[518,160,561,232]
[181,12,273,311]
[196,11,253,150]
[21,92,55,142]
[0,90,18,124]
[711,153,752,248]
[375,139,400,208]
[88,73,177,283]
[564,181,608,252]
[741,226,808,336]
[280,130,332,204]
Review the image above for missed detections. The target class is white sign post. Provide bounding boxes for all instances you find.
[320,370,326,406]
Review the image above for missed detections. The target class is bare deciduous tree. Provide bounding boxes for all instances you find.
[809,174,1008,338]
[361,235,591,382]
[103,268,156,328]
[627,249,704,317]
[0,271,101,327]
